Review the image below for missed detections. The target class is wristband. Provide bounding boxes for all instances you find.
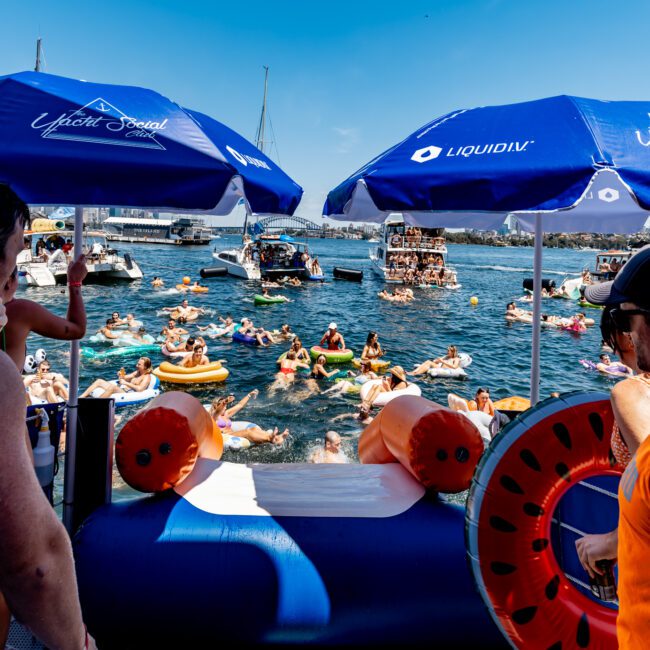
[68,281,82,288]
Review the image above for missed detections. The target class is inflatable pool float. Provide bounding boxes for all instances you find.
[82,344,160,360]
[492,395,531,413]
[233,330,269,346]
[89,376,161,408]
[352,357,390,372]
[254,294,287,305]
[359,378,422,406]
[466,392,619,650]
[579,359,631,377]
[113,320,144,329]
[75,393,504,648]
[112,333,156,347]
[309,346,354,364]
[577,300,604,309]
[170,310,199,322]
[153,361,229,384]
[176,284,209,293]
[427,353,472,378]
[307,274,325,282]
[161,343,208,358]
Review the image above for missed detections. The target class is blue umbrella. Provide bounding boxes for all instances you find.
[324,95,650,403]
[0,71,303,215]
[0,70,302,531]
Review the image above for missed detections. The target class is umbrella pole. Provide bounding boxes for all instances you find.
[530,213,543,405]
[63,206,83,533]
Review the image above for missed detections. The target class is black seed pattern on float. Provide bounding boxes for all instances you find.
[532,538,549,552]
[608,448,617,467]
[500,474,525,494]
[489,516,518,533]
[576,613,590,648]
[436,449,448,461]
[520,448,542,472]
[490,562,517,575]
[512,606,537,625]
[523,502,544,517]
[555,462,571,483]
[545,575,560,600]
[589,412,604,441]
[552,423,572,449]
[547,642,562,650]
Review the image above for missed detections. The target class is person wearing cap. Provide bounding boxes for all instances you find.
[574,246,650,649]
[361,365,409,408]
[320,322,345,351]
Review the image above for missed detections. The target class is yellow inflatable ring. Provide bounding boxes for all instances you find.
[352,357,390,372]
[153,361,229,384]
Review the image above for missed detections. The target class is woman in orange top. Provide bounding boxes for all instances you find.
[468,387,495,417]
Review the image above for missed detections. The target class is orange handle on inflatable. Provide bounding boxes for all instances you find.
[116,392,222,493]
[358,395,484,493]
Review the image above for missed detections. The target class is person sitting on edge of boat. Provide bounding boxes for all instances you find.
[151,276,164,287]
[81,357,154,399]
[0,262,87,371]
[24,359,69,404]
[208,391,289,445]
[240,317,276,346]
[408,345,462,376]
[468,387,495,416]
[361,331,384,362]
[311,354,339,380]
[361,365,409,409]
[309,431,348,464]
[178,344,210,368]
[98,318,122,340]
[0,184,98,650]
[320,322,345,351]
[310,257,323,276]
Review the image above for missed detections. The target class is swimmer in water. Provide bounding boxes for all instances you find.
[271,350,311,391]
[208,391,289,445]
[361,331,384,362]
[151,276,164,288]
[320,322,345,351]
[308,431,347,464]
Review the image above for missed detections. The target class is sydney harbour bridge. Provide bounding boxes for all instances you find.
[213,214,324,234]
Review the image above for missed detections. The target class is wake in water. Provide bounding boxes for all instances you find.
[453,262,579,276]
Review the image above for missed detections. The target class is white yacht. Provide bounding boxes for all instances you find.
[213,234,313,280]
[369,216,458,286]
[103,216,211,245]
[18,229,143,287]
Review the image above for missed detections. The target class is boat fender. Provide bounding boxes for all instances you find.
[116,392,222,493]
[200,266,228,279]
[466,392,619,649]
[358,395,484,493]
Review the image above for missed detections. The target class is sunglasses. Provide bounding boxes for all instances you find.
[610,307,650,332]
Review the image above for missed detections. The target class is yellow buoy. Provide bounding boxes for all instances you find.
[182,276,191,285]
[470,296,479,306]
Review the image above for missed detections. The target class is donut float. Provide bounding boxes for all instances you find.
[466,391,620,650]
[309,346,354,364]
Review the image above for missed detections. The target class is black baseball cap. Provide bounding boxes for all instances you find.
[584,245,650,307]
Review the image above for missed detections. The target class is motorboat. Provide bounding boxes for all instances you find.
[213,234,313,280]
[369,215,458,286]
[18,227,143,287]
[103,216,211,245]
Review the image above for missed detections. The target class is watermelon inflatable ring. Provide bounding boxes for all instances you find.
[466,391,620,650]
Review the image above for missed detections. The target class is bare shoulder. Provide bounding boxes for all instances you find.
[0,353,26,403]
[611,376,650,405]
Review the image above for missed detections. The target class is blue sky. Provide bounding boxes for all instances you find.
[3,0,650,224]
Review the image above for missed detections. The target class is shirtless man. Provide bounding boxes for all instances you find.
[0,185,95,648]
[320,322,345,351]
[178,345,210,368]
[24,360,69,403]
[163,299,204,321]
[240,318,276,346]
[1,259,86,370]
[98,318,122,340]
[308,431,348,464]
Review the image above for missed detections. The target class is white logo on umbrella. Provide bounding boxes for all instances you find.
[598,188,619,203]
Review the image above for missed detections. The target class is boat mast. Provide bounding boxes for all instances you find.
[255,66,269,154]
[35,38,43,72]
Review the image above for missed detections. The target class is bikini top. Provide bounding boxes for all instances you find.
[217,415,232,429]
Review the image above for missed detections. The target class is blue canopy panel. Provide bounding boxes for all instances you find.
[0,71,302,216]
[324,95,650,234]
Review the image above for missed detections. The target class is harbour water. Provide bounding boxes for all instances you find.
[25,236,614,497]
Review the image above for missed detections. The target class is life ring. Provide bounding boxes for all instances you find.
[153,361,229,384]
[170,310,199,322]
[359,378,422,406]
[309,346,354,364]
[466,391,619,650]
